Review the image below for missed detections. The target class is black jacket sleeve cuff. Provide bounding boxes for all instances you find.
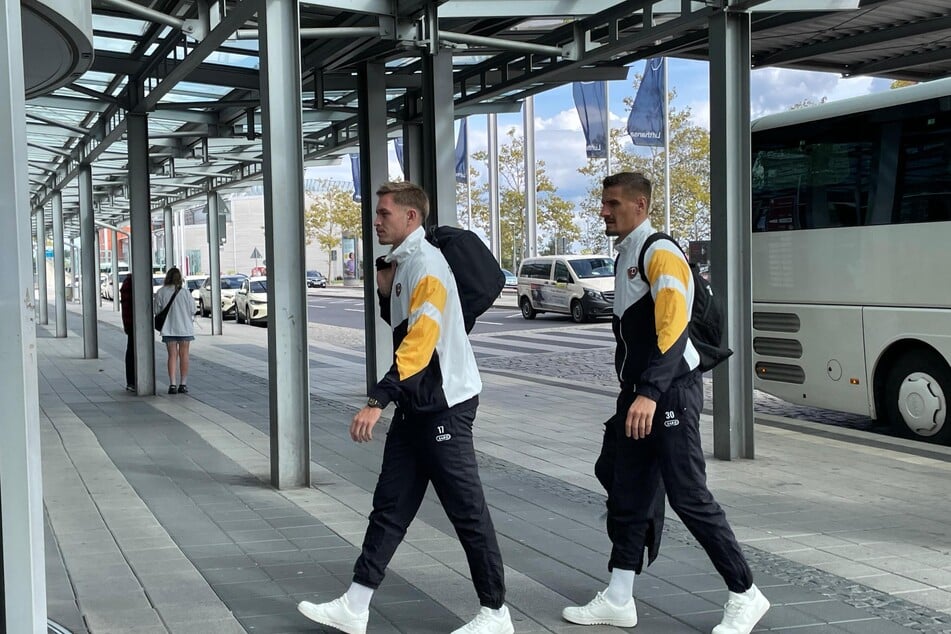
[635,384,661,402]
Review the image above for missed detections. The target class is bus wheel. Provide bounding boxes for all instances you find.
[519,297,537,320]
[570,300,586,323]
[884,351,951,444]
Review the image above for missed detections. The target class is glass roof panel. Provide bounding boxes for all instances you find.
[205,50,259,68]
[93,35,135,54]
[161,81,232,101]
[91,14,149,35]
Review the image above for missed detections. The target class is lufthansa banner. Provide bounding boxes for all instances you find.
[627,58,666,147]
[572,81,608,158]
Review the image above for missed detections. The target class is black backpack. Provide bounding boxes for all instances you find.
[638,232,732,371]
[426,225,505,333]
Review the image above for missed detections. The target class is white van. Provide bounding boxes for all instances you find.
[517,255,615,322]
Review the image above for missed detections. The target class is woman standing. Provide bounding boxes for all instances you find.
[153,267,195,394]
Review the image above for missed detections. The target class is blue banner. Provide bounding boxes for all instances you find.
[349,153,361,202]
[627,57,666,147]
[393,138,404,177]
[454,118,468,183]
[572,81,608,158]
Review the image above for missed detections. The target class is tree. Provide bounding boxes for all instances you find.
[890,79,917,89]
[462,128,580,271]
[789,96,828,110]
[304,181,362,277]
[579,84,711,248]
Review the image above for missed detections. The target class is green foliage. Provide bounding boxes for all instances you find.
[789,96,828,110]
[579,85,711,248]
[890,79,917,90]
[304,181,362,273]
[462,128,580,271]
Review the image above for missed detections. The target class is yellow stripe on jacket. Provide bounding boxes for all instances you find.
[645,248,691,354]
[395,274,447,380]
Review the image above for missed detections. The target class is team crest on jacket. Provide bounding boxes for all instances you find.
[627,266,639,279]
[395,283,402,296]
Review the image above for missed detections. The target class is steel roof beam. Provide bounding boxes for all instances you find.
[26,112,91,135]
[848,46,951,77]
[97,0,194,33]
[756,14,951,66]
[31,0,258,209]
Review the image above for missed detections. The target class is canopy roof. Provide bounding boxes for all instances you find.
[27,0,951,236]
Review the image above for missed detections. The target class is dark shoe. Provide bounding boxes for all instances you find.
[125,385,135,393]
[168,385,177,394]
[177,384,189,394]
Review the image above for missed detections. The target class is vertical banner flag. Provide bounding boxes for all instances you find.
[454,118,468,183]
[572,81,608,158]
[627,57,666,147]
[393,138,405,177]
[349,153,361,202]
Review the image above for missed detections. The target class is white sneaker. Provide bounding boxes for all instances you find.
[712,584,770,634]
[451,605,515,634]
[562,591,638,627]
[297,595,369,634]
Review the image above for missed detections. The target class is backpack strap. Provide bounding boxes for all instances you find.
[637,231,683,286]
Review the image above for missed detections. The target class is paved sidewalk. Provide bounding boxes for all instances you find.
[38,301,951,633]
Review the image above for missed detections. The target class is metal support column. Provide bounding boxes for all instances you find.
[79,165,98,359]
[111,229,120,312]
[524,96,537,257]
[207,191,222,335]
[164,205,174,269]
[420,48,456,226]
[488,113,501,261]
[260,0,310,489]
[127,113,156,395]
[0,0,47,627]
[709,8,754,459]
[36,207,48,324]
[358,62,394,388]
[401,96,423,184]
[52,190,66,337]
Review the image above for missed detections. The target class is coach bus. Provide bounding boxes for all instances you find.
[750,78,951,444]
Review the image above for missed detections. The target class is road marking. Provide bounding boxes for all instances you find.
[478,320,504,325]
[344,308,365,313]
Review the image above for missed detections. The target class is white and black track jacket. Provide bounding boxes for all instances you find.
[369,226,482,415]
[612,221,700,400]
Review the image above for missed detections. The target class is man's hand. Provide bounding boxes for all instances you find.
[350,406,383,443]
[625,395,657,439]
[377,263,396,297]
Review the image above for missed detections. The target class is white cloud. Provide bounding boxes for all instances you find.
[749,67,889,118]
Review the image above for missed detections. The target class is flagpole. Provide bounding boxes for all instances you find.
[465,119,472,231]
[606,81,614,258]
[663,58,671,235]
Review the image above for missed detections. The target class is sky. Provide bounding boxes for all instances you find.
[305,57,894,209]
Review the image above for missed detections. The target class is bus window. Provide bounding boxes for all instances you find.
[893,113,951,225]
[752,132,872,231]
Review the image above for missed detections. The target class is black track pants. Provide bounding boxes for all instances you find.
[599,374,753,593]
[125,332,135,387]
[353,405,506,608]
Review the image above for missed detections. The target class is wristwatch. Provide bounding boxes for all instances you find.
[366,397,384,409]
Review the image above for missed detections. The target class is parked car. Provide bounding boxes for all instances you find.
[151,274,166,297]
[306,270,328,288]
[236,276,268,325]
[517,255,614,323]
[501,268,517,288]
[101,272,130,301]
[197,274,247,318]
[185,275,205,313]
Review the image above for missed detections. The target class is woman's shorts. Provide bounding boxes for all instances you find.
[162,335,195,343]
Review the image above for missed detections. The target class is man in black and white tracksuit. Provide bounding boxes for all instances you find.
[562,172,769,634]
[298,181,513,634]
